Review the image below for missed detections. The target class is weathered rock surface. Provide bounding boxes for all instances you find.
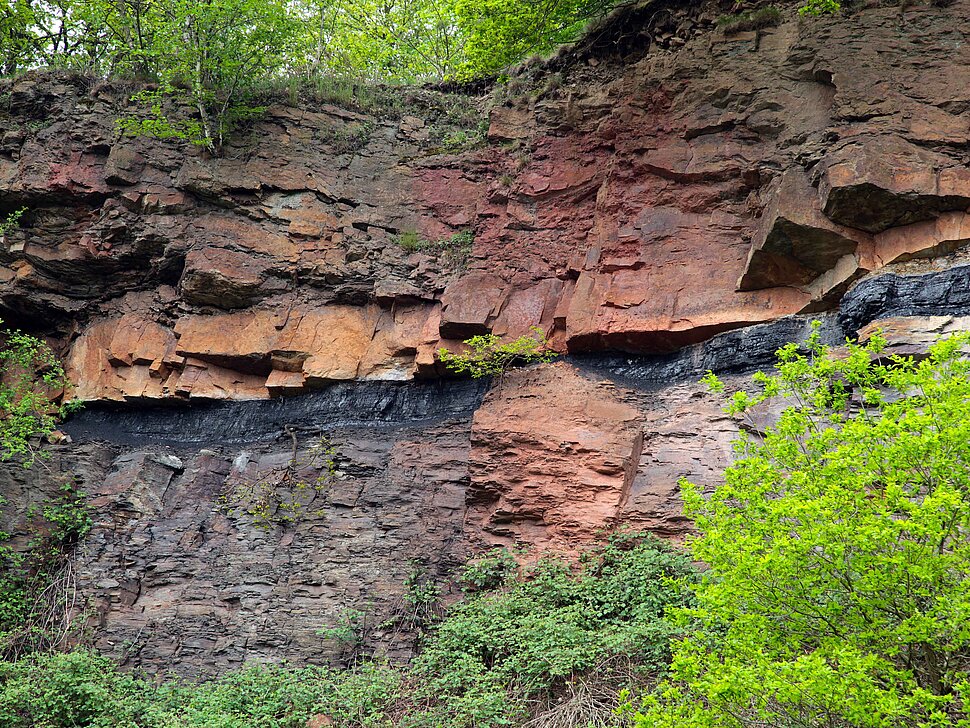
[0,1,965,398]
[2,0,970,678]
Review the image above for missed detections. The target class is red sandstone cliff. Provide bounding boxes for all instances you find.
[0,0,968,675]
[0,0,966,401]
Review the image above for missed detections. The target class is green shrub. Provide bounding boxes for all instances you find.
[0,321,79,467]
[0,652,401,728]
[459,547,519,592]
[0,650,161,728]
[635,327,970,727]
[408,534,697,726]
[437,326,556,379]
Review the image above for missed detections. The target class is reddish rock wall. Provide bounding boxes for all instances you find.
[1,0,969,676]
[0,1,965,402]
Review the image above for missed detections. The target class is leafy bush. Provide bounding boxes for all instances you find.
[111,0,298,153]
[0,652,401,728]
[0,536,695,727]
[0,322,78,467]
[635,327,970,727]
[0,650,161,728]
[437,327,557,379]
[408,534,697,726]
[449,0,614,79]
[459,547,519,592]
[221,434,337,530]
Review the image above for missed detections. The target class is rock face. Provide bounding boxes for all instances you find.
[0,1,966,399]
[1,0,970,676]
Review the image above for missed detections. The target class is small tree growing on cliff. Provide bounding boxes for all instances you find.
[0,322,77,467]
[633,326,970,727]
[437,326,556,380]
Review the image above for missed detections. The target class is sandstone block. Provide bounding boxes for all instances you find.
[819,138,970,233]
[738,170,867,291]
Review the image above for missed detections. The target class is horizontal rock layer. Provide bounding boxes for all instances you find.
[0,2,965,400]
[1,0,970,679]
[19,262,964,676]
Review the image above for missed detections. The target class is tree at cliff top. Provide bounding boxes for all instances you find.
[105,0,298,153]
[633,327,970,727]
[2,0,619,84]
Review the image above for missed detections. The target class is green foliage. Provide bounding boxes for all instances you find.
[318,608,371,663]
[1,0,847,93]
[2,0,617,89]
[800,0,841,15]
[0,482,92,659]
[449,0,612,79]
[635,326,970,727]
[0,208,26,238]
[409,533,696,726]
[0,650,159,728]
[291,0,616,81]
[0,322,78,467]
[717,6,783,33]
[102,0,297,152]
[437,326,556,379]
[402,565,442,621]
[0,650,401,728]
[459,547,519,592]
[0,536,695,727]
[0,321,87,658]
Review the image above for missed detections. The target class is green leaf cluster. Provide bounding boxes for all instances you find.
[800,0,842,15]
[0,209,26,238]
[0,535,696,727]
[0,321,77,468]
[437,326,557,379]
[1,0,620,90]
[636,326,970,727]
[0,651,401,728]
[410,534,696,726]
[0,319,88,658]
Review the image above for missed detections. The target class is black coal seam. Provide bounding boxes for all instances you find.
[64,379,491,447]
[62,264,970,447]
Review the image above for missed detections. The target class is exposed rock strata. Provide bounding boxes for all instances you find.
[0,2,966,400]
[1,0,970,677]
[2,265,967,677]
